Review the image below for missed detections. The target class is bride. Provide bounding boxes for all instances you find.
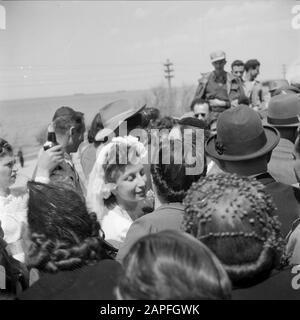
[87,136,148,249]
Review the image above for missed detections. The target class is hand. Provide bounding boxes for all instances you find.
[209,98,226,107]
[36,145,64,178]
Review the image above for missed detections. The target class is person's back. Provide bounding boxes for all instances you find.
[256,173,300,236]
[232,267,300,300]
[18,181,119,300]
[18,260,122,300]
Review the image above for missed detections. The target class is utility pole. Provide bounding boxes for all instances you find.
[164,59,174,116]
[282,64,287,80]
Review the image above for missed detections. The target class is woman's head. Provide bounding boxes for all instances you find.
[117,230,231,300]
[151,136,205,203]
[26,181,116,272]
[87,136,147,218]
[0,138,16,192]
[182,173,285,288]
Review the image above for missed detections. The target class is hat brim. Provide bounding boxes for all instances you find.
[211,57,226,63]
[95,104,146,141]
[263,118,300,128]
[205,125,280,161]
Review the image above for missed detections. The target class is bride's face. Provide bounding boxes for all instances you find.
[0,154,17,191]
[112,163,147,204]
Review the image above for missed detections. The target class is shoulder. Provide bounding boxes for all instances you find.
[198,72,212,84]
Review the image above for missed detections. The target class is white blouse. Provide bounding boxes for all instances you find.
[101,205,133,249]
[0,193,28,262]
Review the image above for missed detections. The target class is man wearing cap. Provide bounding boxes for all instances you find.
[35,106,86,196]
[267,94,300,185]
[194,50,244,121]
[205,105,300,236]
[269,79,300,97]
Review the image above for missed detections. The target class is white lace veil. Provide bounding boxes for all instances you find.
[86,136,147,222]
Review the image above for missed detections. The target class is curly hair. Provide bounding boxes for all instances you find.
[117,230,232,300]
[0,138,13,158]
[27,182,116,273]
[182,173,286,288]
[151,136,205,203]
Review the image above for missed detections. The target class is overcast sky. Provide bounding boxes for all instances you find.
[0,0,299,100]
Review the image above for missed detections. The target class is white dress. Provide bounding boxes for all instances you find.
[0,193,28,262]
[101,205,133,249]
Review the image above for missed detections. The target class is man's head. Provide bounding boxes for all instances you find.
[267,94,300,143]
[190,98,210,121]
[205,105,280,176]
[231,60,244,80]
[52,106,85,154]
[245,59,260,80]
[210,50,226,72]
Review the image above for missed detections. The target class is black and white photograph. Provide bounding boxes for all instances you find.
[0,0,300,303]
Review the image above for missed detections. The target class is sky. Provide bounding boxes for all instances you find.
[0,0,299,100]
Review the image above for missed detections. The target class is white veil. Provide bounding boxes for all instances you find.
[86,136,147,222]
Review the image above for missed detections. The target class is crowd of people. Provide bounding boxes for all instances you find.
[1,50,300,299]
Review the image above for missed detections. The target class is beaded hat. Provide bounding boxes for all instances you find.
[182,173,285,287]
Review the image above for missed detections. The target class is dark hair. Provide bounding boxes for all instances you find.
[53,107,85,136]
[117,230,232,300]
[231,60,244,70]
[244,59,260,72]
[151,138,204,203]
[183,173,285,288]
[26,181,116,273]
[154,116,177,130]
[141,107,160,128]
[190,98,208,111]
[88,113,104,144]
[0,138,13,158]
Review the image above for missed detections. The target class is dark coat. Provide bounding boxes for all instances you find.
[232,267,300,300]
[255,172,300,236]
[17,260,122,300]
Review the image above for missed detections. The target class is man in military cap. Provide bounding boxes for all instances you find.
[193,50,244,120]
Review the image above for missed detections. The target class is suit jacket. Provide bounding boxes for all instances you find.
[116,203,184,262]
[255,172,300,236]
[17,260,122,300]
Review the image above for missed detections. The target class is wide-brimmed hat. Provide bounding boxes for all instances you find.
[267,94,300,127]
[95,99,146,141]
[205,106,280,161]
